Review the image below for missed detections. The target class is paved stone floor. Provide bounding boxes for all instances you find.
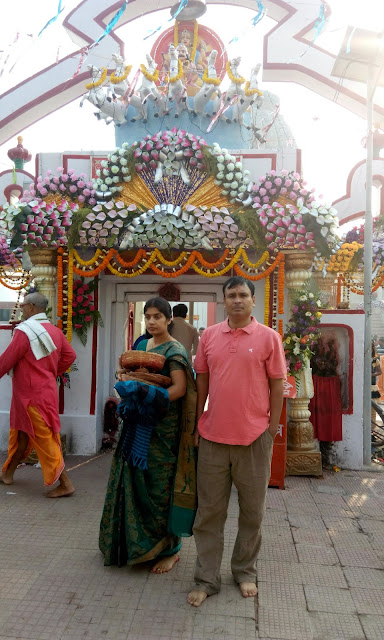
[1,452,384,639]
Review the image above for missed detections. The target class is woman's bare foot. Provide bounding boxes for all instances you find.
[0,470,14,485]
[239,582,258,598]
[187,590,208,607]
[150,554,180,574]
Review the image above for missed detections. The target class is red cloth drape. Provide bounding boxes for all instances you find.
[309,375,343,441]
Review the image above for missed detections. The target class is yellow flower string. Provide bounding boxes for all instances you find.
[264,275,270,325]
[278,254,285,315]
[140,64,159,83]
[234,252,283,281]
[73,248,103,266]
[191,249,241,277]
[85,67,107,90]
[244,81,262,97]
[202,67,221,86]
[240,249,269,269]
[226,61,245,85]
[110,65,132,84]
[107,251,157,278]
[67,250,74,343]
[169,59,184,83]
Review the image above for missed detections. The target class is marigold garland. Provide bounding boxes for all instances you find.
[226,61,245,85]
[110,65,132,84]
[234,252,284,281]
[169,59,184,83]
[278,255,285,315]
[85,67,107,90]
[192,249,241,277]
[73,249,104,267]
[140,64,159,83]
[264,275,270,326]
[57,248,64,330]
[244,81,262,97]
[114,249,148,268]
[67,250,74,343]
[240,250,269,270]
[278,319,284,337]
[195,249,229,269]
[202,67,221,86]
[0,273,30,290]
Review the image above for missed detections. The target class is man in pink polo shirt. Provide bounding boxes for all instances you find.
[187,276,286,607]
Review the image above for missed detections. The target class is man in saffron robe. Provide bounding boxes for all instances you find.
[0,292,76,497]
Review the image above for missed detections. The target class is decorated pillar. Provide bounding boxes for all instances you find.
[284,250,322,476]
[28,248,58,324]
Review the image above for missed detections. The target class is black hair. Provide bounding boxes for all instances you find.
[173,303,188,318]
[222,276,255,297]
[144,297,172,320]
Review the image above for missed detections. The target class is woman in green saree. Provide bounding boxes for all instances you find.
[99,297,197,573]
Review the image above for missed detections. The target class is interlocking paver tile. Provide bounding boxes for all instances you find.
[257,581,307,609]
[309,611,365,639]
[262,524,294,544]
[336,548,384,569]
[358,518,384,534]
[192,614,257,640]
[350,587,384,614]
[258,542,299,563]
[328,530,373,548]
[304,585,356,613]
[258,607,312,640]
[343,566,384,589]
[257,560,348,588]
[5,453,384,640]
[296,544,340,566]
[288,514,327,530]
[323,517,359,532]
[359,614,384,640]
[291,529,332,546]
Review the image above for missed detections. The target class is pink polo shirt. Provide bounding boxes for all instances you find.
[194,317,287,445]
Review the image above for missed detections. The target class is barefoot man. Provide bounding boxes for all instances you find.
[0,292,76,497]
[187,276,286,607]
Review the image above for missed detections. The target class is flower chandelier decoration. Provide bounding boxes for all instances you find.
[251,170,316,206]
[254,199,339,256]
[72,278,103,346]
[0,200,75,250]
[22,168,97,206]
[0,233,19,268]
[283,289,322,375]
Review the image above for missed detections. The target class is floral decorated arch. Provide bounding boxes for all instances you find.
[0,128,347,340]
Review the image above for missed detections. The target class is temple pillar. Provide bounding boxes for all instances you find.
[283,250,322,476]
[27,248,58,324]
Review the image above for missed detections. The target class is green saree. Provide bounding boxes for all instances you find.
[99,340,197,567]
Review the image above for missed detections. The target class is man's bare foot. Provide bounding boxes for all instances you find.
[239,582,258,598]
[187,589,208,607]
[46,483,75,498]
[150,554,180,574]
[0,471,14,485]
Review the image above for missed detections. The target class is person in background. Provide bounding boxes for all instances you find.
[132,330,152,350]
[376,337,384,355]
[198,327,205,338]
[188,276,286,607]
[171,303,199,363]
[0,292,76,497]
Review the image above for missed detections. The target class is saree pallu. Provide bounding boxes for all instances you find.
[99,340,197,567]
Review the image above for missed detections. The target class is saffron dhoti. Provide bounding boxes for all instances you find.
[2,406,64,486]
